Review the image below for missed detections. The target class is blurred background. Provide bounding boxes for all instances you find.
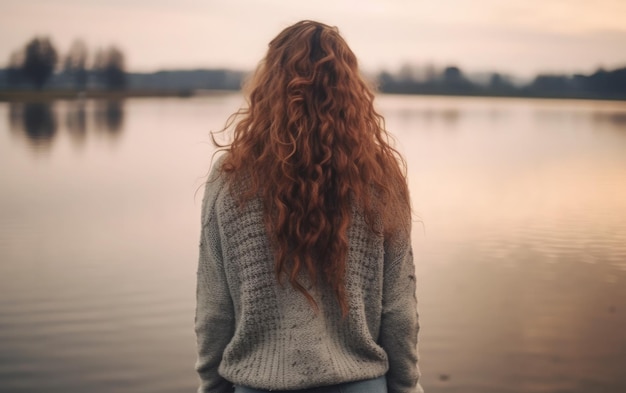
[1,1,625,392]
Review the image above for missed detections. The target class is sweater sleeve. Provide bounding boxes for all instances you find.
[380,237,423,393]
[194,170,235,393]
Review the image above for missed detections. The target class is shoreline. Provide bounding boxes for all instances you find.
[1,88,624,103]
[0,89,236,102]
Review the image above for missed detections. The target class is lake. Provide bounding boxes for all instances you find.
[1,94,625,393]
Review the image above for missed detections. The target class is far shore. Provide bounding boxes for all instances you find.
[1,88,625,103]
[0,89,237,102]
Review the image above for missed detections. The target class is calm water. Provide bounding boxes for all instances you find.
[1,94,625,393]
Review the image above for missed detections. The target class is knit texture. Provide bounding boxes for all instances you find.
[195,159,422,393]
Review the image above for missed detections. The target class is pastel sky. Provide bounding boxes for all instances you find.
[1,0,625,77]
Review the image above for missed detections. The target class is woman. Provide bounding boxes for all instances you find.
[195,20,422,393]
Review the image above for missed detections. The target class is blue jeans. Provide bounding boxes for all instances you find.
[234,375,387,393]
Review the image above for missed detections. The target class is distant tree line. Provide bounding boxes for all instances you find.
[5,36,126,90]
[377,64,626,100]
[127,69,245,91]
[3,36,625,100]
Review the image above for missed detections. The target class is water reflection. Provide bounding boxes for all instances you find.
[65,100,87,144]
[8,102,58,150]
[593,111,626,126]
[7,99,125,151]
[395,107,461,126]
[377,97,626,134]
[94,100,124,135]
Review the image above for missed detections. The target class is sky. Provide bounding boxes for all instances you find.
[1,0,625,78]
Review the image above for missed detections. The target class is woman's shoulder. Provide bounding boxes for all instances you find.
[201,154,230,224]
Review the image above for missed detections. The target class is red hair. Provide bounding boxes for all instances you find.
[214,20,410,315]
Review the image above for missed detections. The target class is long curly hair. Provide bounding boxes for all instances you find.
[215,20,410,315]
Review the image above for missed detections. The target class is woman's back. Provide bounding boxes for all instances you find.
[195,20,422,393]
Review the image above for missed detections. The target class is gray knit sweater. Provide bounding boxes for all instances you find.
[195,160,422,393]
